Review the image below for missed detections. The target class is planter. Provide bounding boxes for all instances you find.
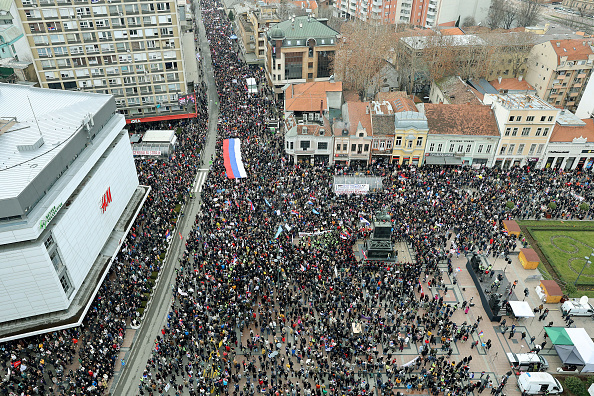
[545,213,552,219]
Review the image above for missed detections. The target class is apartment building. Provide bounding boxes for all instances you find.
[265,15,337,98]
[235,3,280,64]
[15,0,191,122]
[525,39,594,113]
[332,0,490,27]
[391,96,428,166]
[483,93,560,169]
[562,0,594,13]
[543,110,594,170]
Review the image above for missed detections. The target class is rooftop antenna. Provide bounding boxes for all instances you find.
[27,96,43,138]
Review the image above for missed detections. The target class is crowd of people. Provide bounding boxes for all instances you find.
[2,0,594,394]
[0,71,209,396]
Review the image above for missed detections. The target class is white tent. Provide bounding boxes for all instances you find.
[508,301,535,318]
[566,328,594,372]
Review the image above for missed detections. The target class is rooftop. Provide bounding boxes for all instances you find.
[269,15,338,41]
[391,97,417,113]
[550,118,594,143]
[284,81,342,112]
[376,91,409,102]
[550,39,594,62]
[440,27,465,36]
[341,101,372,136]
[401,34,486,50]
[436,76,482,105]
[0,83,112,201]
[424,104,500,136]
[488,77,534,92]
[484,93,558,110]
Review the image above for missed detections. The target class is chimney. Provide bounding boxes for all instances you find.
[556,42,560,47]
[518,75,523,82]
[498,76,502,84]
[366,106,369,114]
[299,22,303,28]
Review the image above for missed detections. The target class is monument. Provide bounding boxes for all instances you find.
[363,211,395,261]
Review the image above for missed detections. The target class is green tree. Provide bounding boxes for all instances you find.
[228,10,234,21]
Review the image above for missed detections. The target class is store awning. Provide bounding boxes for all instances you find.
[424,156,463,165]
[508,301,534,318]
[545,327,574,345]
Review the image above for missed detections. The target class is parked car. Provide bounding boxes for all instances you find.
[517,373,563,395]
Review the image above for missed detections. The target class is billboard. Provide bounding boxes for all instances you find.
[334,184,369,195]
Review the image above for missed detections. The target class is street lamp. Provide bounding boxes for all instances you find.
[575,251,593,286]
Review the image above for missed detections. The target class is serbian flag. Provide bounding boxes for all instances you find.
[223,138,247,179]
[165,229,171,239]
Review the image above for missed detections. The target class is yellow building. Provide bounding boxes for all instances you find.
[390,96,428,166]
[483,93,560,169]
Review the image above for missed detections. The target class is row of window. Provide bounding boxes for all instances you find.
[428,143,492,154]
[499,143,545,156]
[509,115,554,122]
[504,126,550,137]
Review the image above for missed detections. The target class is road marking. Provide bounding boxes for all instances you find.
[193,171,208,193]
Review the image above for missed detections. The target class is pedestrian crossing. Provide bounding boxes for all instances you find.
[193,169,209,193]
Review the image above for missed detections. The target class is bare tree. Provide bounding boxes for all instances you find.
[462,16,476,27]
[485,0,517,29]
[516,0,541,27]
[333,21,402,95]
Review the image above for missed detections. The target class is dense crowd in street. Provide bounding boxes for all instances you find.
[0,84,209,395]
[2,0,594,395]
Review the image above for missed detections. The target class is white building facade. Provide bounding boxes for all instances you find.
[0,84,139,328]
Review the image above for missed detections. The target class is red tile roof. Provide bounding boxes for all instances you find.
[549,118,594,142]
[284,81,342,112]
[424,104,500,136]
[345,101,372,135]
[441,27,465,36]
[391,97,417,112]
[550,39,594,62]
[489,78,534,92]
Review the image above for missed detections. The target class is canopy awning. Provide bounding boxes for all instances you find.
[424,156,462,165]
[545,327,574,345]
[508,301,535,318]
[555,345,586,365]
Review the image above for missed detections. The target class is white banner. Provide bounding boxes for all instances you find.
[334,184,369,195]
[133,150,162,156]
[298,230,333,237]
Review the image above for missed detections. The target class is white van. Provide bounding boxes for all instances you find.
[517,372,563,395]
[561,296,594,317]
[507,352,549,371]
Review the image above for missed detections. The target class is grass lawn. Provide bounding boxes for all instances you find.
[518,220,594,230]
[529,229,594,285]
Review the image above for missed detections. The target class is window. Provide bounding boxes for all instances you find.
[517,144,524,155]
[407,140,413,149]
[299,140,310,150]
[358,144,363,152]
[364,144,369,152]
[44,234,55,249]
[352,144,356,151]
[379,141,386,150]
[500,145,507,155]
[540,116,546,122]
[429,143,435,152]
[395,136,402,146]
[521,127,530,136]
[477,144,483,153]
[416,137,423,147]
[449,144,454,153]
[437,143,442,152]
[290,142,293,150]
[535,128,542,136]
[537,144,544,154]
[526,116,534,122]
[512,128,518,136]
[543,128,549,136]
[516,116,522,122]
[343,144,347,151]
[336,144,341,151]
[505,128,511,136]
[486,145,492,154]
[466,144,472,153]
[386,140,392,149]
[509,116,515,122]
[372,141,378,149]
[457,145,463,153]
[528,144,536,155]
[60,272,74,297]
[508,144,515,155]
[548,116,554,122]
[317,142,328,150]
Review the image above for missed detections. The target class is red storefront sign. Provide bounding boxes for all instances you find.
[125,112,197,124]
